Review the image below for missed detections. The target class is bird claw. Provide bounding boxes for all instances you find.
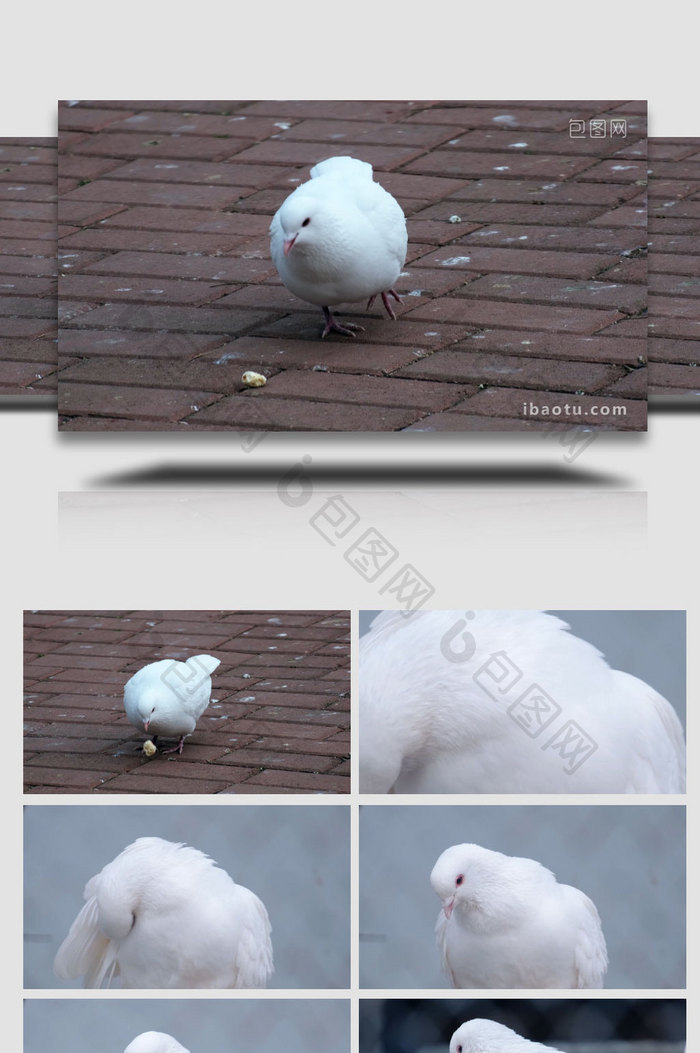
[321,307,365,338]
[367,289,402,320]
[160,737,185,755]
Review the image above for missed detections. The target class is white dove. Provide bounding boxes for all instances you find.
[269,155,408,338]
[125,1034,190,1053]
[123,654,221,754]
[359,610,686,793]
[431,843,608,989]
[54,836,273,989]
[450,1019,564,1053]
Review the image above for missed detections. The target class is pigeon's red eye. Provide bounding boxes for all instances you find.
[456,874,464,886]
[457,1046,463,1052]
[302,218,311,227]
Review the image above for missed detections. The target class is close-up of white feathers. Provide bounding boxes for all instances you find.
[124,1035,190,1053]
[431,843,608,989]
[270,156,407,337]
[450,1019,565,1053]
[359,609,686,793]
[53,836,273,988]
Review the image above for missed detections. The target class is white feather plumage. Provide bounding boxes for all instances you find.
[270,156,407,337]
[124,1034,190,1053]
[450,1019,564,1053]
[431,843,608,989]
[54,837,273,989]
[359,610,686,793]
[123,655,221,754]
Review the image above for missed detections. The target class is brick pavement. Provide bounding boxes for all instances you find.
[648,138,700,397]
[56,101,648,431]
[0,138,57,395]
[24,610,350,794]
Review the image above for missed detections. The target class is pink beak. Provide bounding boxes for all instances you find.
[144,719,150,731]
[283,235,297,256]
[444,896,455,920]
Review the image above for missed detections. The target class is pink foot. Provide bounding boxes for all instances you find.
[321,306,365,339]
[366,288,402,320]
[160,736,186,755]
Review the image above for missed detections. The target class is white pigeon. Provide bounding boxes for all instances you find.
[54,836,273,989]
[450,1019,564,1053]
[125,1034,190,1053]
[269,155,408,338]
[123,654,221,754]
[359,610,686,793]
[431,843,608,989]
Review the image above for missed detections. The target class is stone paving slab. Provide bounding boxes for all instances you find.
[0,138,57,395]
[24,609,350,794]
[56,101,648,431]
[648,137,700,397]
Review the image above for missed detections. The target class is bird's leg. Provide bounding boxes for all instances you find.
[321,306,365,339]
[160,736,186,755]
[367,289,402,320]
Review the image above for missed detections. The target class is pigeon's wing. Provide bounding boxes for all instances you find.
[179,654,219,717]
[434,910,458,987]
[612,671,686,791]
[365,184,408,267]
[570,891,608,989]
[231,886,274,988]
[53,893,120,988]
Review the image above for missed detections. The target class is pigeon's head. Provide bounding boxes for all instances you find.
[124,1033,190,1053]
[430,843,513,919]
[450,1020,520,1053]
[136,690,165,732]
[276,195,332,258]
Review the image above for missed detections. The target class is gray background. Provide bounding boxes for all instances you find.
[359,611,686,726]
[24,999,349,1053]
[24,805,350,989]
[359,805,685,989]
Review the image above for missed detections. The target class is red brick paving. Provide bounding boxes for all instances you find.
[648,138,700,397]
[24,610,350,794]
[56,101,648,431]
[0,138,57,395]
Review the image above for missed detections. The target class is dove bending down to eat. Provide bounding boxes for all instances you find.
[431,843,608,989]
[54,836,273,989]
[450,1019,564,1053]
[270,155,408,338]
[359,610,686,793]
[124,654,221,754]
[125,1035,190,1053]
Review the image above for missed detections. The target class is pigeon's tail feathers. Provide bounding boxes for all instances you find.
[53,894,120,988]
[187,654,220,677]
[310,155,373,182]
[232,887,274,988]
